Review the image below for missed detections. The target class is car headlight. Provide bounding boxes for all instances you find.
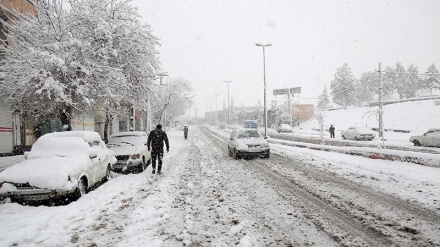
[261,143,269,148]
[130,154,140,159]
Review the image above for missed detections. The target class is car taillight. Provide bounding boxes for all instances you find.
[130,154,140,159]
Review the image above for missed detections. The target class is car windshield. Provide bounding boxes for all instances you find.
[237,130,261,139]
[108,135,144,145]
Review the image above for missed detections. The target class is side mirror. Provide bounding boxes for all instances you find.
[230,137,234,140]
[88,149,98,159]
[24,151,30,159]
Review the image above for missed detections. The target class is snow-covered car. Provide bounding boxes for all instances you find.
[107,131,151,174]
[341,127,375,141]
[409,128,440,147]
[228,129,270,159]
[0,131,116,205]
[276,124,293,133]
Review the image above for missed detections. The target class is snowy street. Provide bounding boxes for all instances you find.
[1,126,439,247]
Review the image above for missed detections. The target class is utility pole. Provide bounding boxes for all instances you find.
[224,80,232,129]
[214,93,218,126]
[378,63,384,140]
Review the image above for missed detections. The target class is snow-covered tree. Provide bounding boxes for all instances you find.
[317,85,331,109]
[381,66,396,97]
[405,64,419,98]
[315,110,326,144]
[0,0,161,129]
[151,77,194,127]
[330,64,357,107]
[356,71,377,105]
[422,64,440,95]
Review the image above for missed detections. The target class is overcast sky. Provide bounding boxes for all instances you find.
[130,0,440,117]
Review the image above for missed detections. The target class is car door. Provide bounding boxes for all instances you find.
[229,131,237,149]
[347,128,356,139]
[143,134,151,161]
[90,140,108,184]
[423,131,439,147]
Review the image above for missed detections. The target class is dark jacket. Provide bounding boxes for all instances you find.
[329,126,335,132]
[147,128,169,151]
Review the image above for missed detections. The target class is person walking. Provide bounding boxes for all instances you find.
[147,124,169,175]
[183,126,189,140]
[329,124,335,138]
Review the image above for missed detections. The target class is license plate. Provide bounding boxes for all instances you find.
[23,194,50,201]
[114,164,126,169]
[249,145,260,149]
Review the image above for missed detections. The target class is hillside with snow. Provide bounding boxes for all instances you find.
[295,99,440,144]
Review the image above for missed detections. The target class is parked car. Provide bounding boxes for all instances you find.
[276,124,293,133]
[409,128,440,147]
[0,131,116,205]
[107,131,151,174]
[228,129,270,159]
[341,127,375,141]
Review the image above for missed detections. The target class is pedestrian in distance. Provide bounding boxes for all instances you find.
[329,124,335,138]
[183,126,189,140]
[147,124,169,175]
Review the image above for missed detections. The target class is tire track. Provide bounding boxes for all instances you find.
[202,126,440,246]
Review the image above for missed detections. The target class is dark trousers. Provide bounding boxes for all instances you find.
[151,149,164,171]
[330,131,335,138]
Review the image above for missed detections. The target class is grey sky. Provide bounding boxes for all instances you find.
[131,0,440,117]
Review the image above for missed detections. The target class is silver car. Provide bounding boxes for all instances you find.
[228,129,270,159]
[409,128,440,147]
[341,127,375,141]
[0,131,116,205]
[107,131,151,174]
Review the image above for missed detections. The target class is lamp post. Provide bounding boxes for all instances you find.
[224,80,232,129]
[255,43,271,139]
[209,97,213,125]
[214,93,218,126]
[155,72,168,131]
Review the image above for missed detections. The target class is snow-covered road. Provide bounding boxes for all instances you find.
[1,126,439,246]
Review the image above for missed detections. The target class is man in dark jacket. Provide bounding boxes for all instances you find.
[183,126,188,140]
[329,124,335,138]
[147,124,169,175]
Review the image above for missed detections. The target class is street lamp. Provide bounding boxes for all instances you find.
[255,43,271,139]
[224,80,232,129]
[155,72,168,131]
[214,93,218,126]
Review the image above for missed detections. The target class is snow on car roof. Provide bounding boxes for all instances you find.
[44,131,102,142]
[110,131,146,137]
[27,135,92,159]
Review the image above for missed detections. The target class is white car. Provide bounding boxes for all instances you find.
[276,124,293,133]
[341,127,375,141]
[0,131,116,205]
[409,128,440,147]
[107,131,151,174]
[228,129,270,159]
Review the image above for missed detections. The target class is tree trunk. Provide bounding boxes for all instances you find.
[59,105,72,131]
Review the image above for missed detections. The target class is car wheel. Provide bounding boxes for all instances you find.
[228,147,232,157]
[413,140,421,146]
[73,178,87,201]
[342,135,346,140]
[233,149,240,159]
[139,157,147,173]
[102,165,111,182]
[263,152,270,159]
[354,136,359,141]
